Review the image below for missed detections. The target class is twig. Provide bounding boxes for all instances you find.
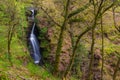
[112,7,120,32]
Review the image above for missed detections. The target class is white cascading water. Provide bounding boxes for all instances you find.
[31,9,34,20]
[29,9,41,64]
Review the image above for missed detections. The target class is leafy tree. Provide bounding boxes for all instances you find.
[0,0,27,66]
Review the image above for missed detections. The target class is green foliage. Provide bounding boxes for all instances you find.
[39,27,50,58]
[0,72,9,80]
[104,41,119,55]
[72,43,88,79]
[0,0,27,37]
[27,63,40,74]
[39,27,48,40]
[27,62,59,80]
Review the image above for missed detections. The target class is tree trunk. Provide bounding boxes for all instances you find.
[54,0,70,74]
[101,15,104,80]
[63,27,91,79]
[7,24,16,66]
[113,52,120,80]
[87,21,96,80]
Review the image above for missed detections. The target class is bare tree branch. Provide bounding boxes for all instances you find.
[112,7,120,32]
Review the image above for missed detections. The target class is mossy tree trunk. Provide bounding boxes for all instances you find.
[101,15,104,80]
[87,18,96,80]
[87,1,104,80]
[54,0,70,74]
[7,23,16,66]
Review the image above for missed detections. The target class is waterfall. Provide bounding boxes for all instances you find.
[31,23,35,34]
[29,9,41,64]
[31,9,34,20]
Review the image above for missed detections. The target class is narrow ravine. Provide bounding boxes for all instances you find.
[28,8,42,65]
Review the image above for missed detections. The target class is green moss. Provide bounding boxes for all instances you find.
[39,27,50,58]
